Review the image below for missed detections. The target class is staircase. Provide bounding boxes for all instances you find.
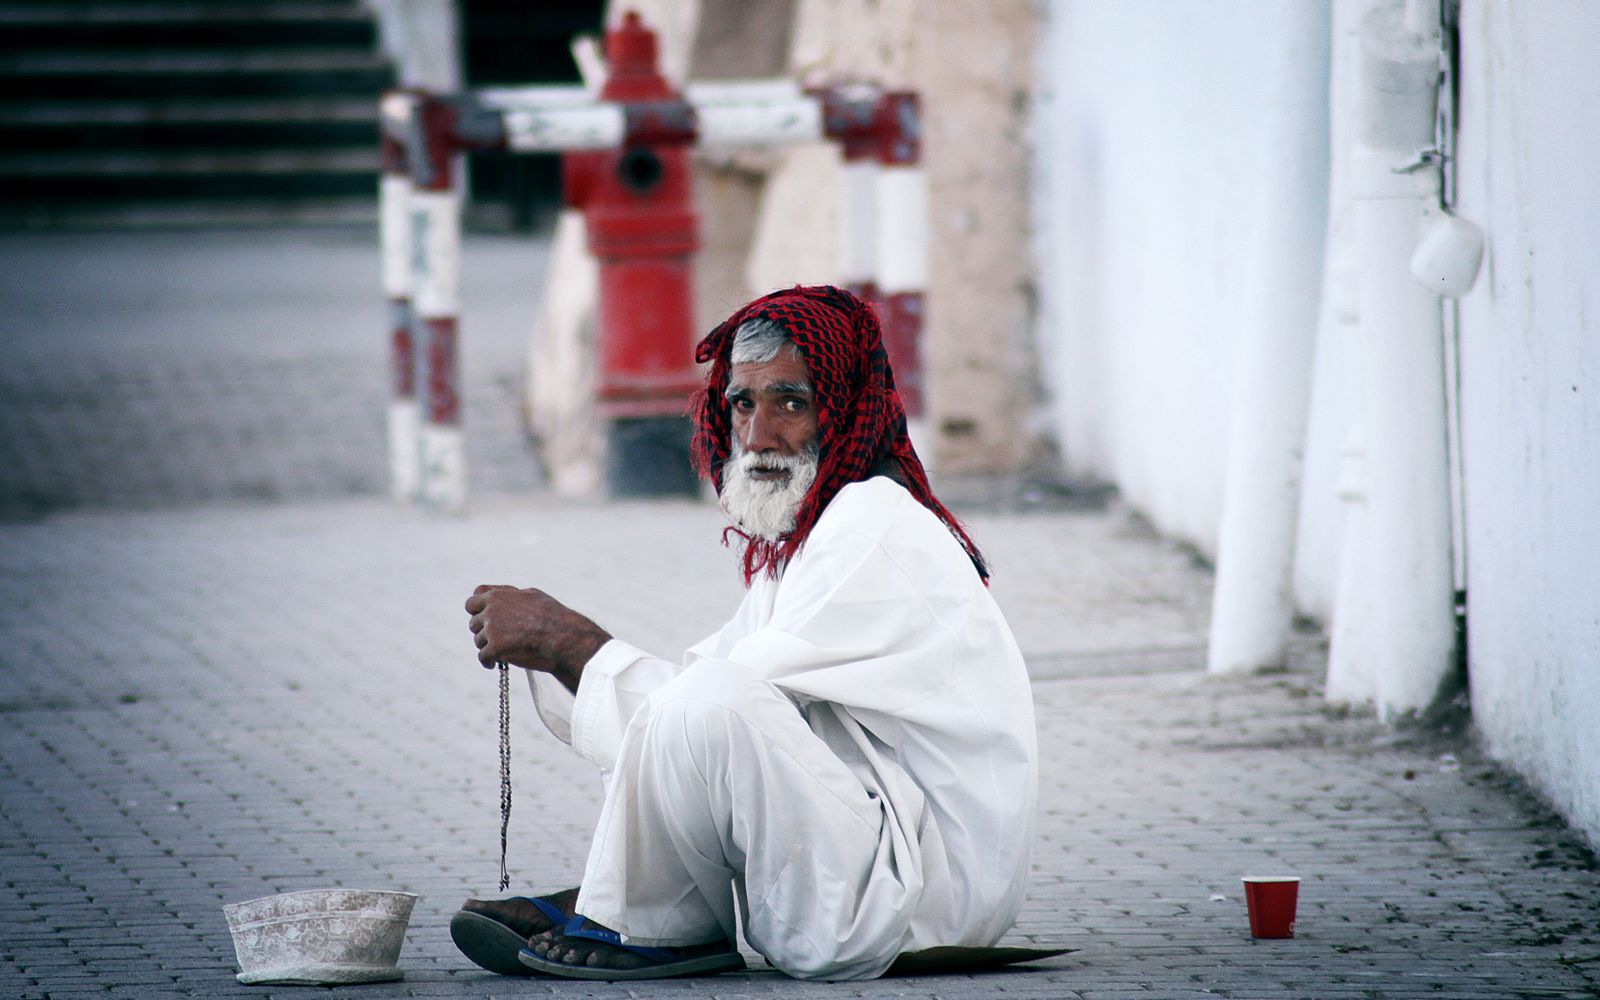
[0,1,392,228]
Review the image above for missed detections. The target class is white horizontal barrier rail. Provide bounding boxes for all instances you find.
[696,98,823,147]
[448,79,887,155]
[478,79,805,111]
[498,95,830,152]
[502,104,627,152]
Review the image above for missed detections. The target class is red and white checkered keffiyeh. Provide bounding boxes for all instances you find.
[690,284,988,586]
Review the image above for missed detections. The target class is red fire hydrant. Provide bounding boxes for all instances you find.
[563,11,701,496]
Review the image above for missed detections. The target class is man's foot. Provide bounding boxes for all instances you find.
[450,888,578,976]
[517,914,745,980]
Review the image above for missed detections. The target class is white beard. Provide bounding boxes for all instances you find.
[718,439,820,541]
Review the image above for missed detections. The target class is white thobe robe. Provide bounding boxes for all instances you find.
[526,476,1039,980]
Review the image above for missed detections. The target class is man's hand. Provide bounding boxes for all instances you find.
[464,585,611,694]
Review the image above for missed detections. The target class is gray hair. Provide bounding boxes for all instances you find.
[730,317,793,365]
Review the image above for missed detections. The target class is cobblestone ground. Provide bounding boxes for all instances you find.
[2,495,1597,1000]
[0,228,547,515]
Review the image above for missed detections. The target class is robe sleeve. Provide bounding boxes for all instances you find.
[524,639,679,772]
[528,585,769,772]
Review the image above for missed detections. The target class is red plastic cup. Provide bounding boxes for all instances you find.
[1242,876,1300,938]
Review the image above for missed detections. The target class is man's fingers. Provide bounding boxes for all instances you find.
[465,584,512,614]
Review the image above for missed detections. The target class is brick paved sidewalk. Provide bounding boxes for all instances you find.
[1,495,1597,999]
[0,228,547,514]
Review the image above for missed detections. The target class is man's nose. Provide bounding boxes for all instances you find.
[742,406,781,453]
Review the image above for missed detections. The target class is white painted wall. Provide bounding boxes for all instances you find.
[1453,1,1600,843]
[1033,0,1600,843]
[1033,2,1319,553]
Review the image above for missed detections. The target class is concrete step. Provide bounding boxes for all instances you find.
[0,145,378,175]
[0,95,376,153]
[2,48,392,98]
[0,2,372,50]
[4,124,376,154]
[0,0,392,229]
[0,159,377,215]
[0,196,377,229]
[2,48,389,73]
[3,114,376,152]
[0,162,377,211]
[0,2,369,24]
[0,95,376,126]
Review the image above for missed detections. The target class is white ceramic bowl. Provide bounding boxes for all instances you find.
[223,888,419,985]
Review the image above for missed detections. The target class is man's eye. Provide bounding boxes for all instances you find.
[783,398,808,412]
[731,397,753,411]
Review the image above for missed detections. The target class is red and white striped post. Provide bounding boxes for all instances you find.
[822,87,928,448]
[379,91,419,501]
[831,87,881,317]
[409,93,467,513]
[871,93,928,425]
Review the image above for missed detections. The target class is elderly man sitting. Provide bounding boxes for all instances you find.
[451,286,1040,981]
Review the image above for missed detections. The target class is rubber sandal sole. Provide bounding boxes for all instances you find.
[450,910,549,976]
[516,947,746,980]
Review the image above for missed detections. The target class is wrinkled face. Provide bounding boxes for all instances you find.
[718,345,821,540]
[727,345,819,469]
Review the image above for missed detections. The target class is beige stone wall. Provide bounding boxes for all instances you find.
[755,0,1043,473]
[910,1,1039,473]
[686,0,799,332]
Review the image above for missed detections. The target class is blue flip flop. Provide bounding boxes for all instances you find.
[517,914,746,980]
[451,895,569,976]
